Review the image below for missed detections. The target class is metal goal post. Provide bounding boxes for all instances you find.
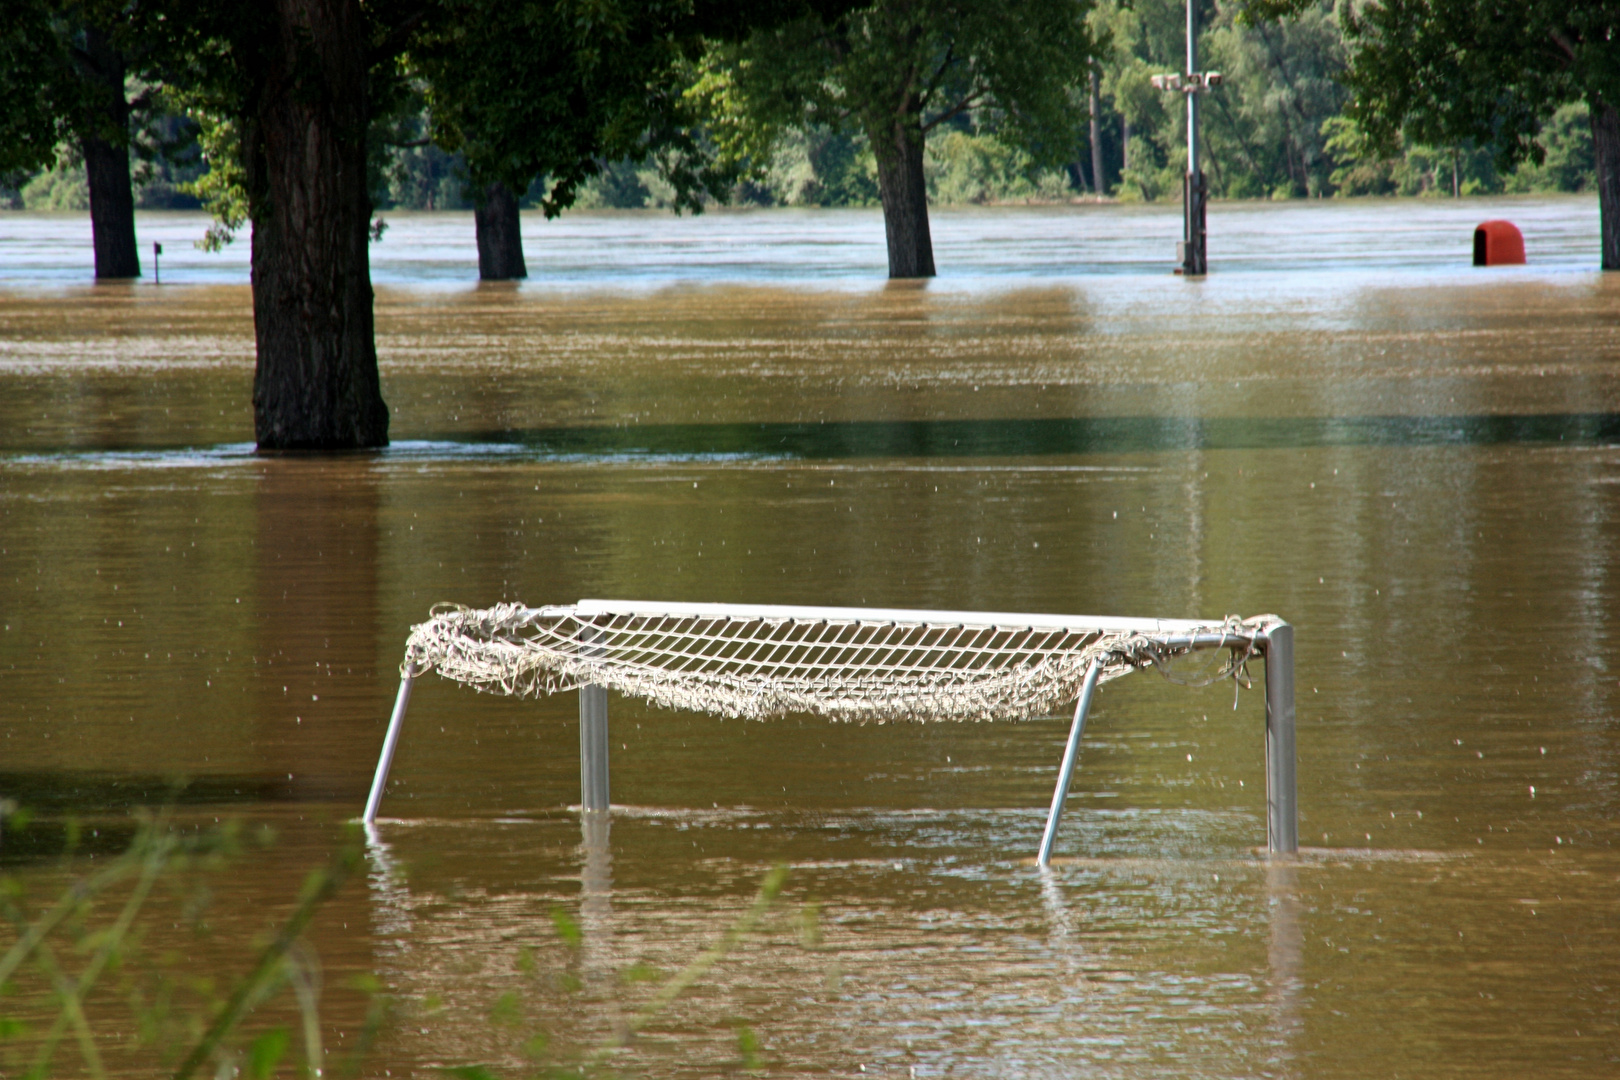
[362,600,1296,862]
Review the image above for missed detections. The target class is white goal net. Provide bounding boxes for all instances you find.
[399,599,1275,725]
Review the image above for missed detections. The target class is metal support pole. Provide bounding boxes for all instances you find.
[1037,660,1103,867]
[1186,0,1198,177]
[579,683,610,811]
[1263,623,1298,854]
[577,623,610,811]
[1182,172,1207,276]
[1181,0,1207,277]
[362,673,414,824]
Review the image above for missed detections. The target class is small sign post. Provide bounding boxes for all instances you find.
[153,241,162,284]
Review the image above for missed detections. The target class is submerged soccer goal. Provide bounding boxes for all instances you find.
[362,599,1297,863]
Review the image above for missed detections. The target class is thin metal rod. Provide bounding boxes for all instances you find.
[362,673,414,824]
[1186,0,1198,176]
[1263,623,1298,854]
[579,622,611,811]
[1037,660,1103,867]
[575,597,1223,637]
[579,684,610,810]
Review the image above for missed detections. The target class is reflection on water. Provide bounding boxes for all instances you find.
[2,202,1619,1076]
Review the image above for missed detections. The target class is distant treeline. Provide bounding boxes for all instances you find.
[2,0,1594,215]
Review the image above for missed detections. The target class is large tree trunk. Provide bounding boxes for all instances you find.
[79,26,139,279]
[244,0,388,450]
[475,181,528,280]
[870,111,934,279]
[1594,100,1620,272]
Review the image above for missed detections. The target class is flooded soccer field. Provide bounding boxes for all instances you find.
[1,198,1618,1076]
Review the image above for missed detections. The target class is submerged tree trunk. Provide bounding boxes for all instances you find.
[475,181,527,280]
[244,0,388,450]
[79,26,139,279]
[1089,64,1105,198]
[1593,100,1620,271]
[870,111,934,279]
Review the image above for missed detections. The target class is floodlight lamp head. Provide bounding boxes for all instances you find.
[1150,73,1181,91]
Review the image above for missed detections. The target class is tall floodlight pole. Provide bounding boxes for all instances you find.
[1151,0,1221,276]
[1185,0,1201,276]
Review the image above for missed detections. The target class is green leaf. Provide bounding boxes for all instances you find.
[734,1022,762,1070]
[247,1026,289,1079]
[0,1016,27,1040]
[798,900,823,948]
[441,1066,501,1080]
[550,906,581,949]
[488,990,522,1027]
[349,972,382,995]
[619,960,664,985]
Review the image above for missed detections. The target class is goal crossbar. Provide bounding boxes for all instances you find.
[362,600,1298,860]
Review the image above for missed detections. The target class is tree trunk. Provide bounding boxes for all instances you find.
[79,26,139,280]
[244,0,388,450]
[1593,100,1620,271]
[1089,64,1105,198]
[475,181,528,280]
[870,111,934,279]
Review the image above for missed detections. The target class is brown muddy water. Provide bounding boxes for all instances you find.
[2,199,1618,1077]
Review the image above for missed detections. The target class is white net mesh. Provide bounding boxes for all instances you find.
[401,601,1276,724]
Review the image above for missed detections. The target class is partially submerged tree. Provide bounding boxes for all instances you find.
[73,20,142,277]
[414,0,830,282]
[412,0,725,283]
[1,1,155,278]
[148,0,847,448]
[472,182,527,280]
[1247,0,1620,267]
[693,0,1101,278]
[150,0,396,448]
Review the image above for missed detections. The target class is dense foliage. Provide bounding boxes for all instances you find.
[3,0,1601,214]
[686,0,1100,274]
[581,0,1598,207]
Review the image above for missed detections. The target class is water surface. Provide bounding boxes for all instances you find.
[1,200,1617,1077]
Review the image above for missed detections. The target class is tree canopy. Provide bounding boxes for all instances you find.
[0,1,176,275]
[1331,1,1619,166]
[0,2,72,178]
[691,0,1101,276]
[1244,0,1620,266]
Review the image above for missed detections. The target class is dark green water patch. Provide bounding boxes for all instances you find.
[481,413,1620,460]
[0,771,312,815]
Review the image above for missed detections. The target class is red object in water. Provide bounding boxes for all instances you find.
[1473,220,1526,266]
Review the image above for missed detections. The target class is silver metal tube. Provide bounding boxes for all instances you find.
[578,623,611,811]
[1263,623,1298,853]
[579,683,610,811]
[1037,660,1103,867]
[1186,0,1198,177]
[574,597,1222,637]
[362,673,414,824]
